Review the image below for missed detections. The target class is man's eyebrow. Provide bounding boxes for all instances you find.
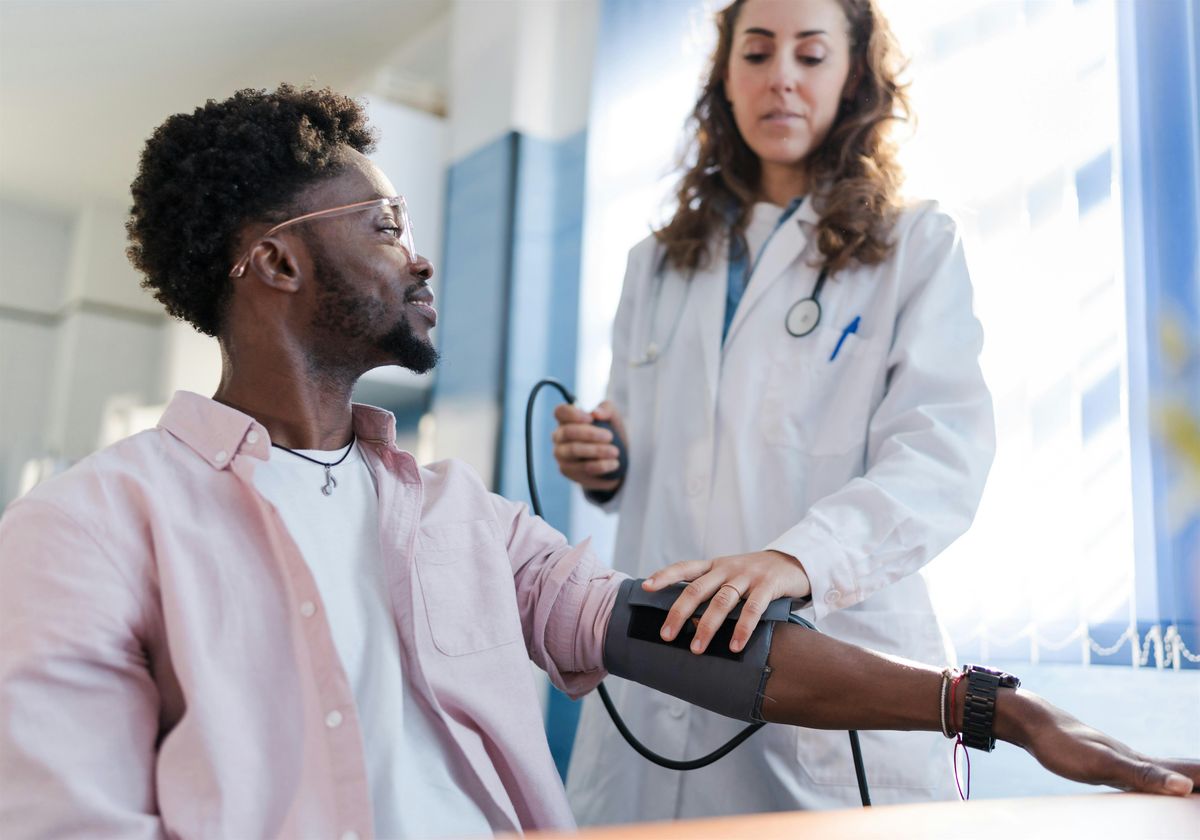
[740,26,829,38]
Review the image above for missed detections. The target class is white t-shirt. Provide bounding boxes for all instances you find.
[254,441,493,840]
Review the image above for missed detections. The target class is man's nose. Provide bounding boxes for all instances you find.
[410,253,434,282]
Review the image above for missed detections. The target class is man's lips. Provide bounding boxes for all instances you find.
[406,286,437,326]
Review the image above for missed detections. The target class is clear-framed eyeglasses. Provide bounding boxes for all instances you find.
[228,196,414,279]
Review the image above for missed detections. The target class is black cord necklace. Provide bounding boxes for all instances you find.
[270,434,356,496]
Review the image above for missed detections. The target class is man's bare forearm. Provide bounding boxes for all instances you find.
[757,623,1198,795]
[759,622,976,731]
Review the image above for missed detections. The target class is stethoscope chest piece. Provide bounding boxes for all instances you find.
[785,297,821,337]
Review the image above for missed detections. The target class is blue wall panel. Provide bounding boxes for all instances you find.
[1119,0,1200,664]
[434,134,518,484]
[439,128,591,779]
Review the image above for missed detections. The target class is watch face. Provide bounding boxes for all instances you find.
[965,664,1021,688]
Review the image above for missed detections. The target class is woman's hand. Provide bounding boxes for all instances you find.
[551,401,626,492]
[643,550,812,655]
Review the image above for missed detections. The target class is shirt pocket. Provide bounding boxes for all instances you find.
[415,519,523,656]
[759,328,879,456]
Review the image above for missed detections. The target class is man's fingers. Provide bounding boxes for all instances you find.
[1129,759,1194,796]
[1159,758,1200,787]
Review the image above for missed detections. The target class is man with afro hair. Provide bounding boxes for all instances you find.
[0,85,1196,840]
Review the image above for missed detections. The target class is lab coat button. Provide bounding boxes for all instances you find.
[824,590,841,605]
[687,476,706,496]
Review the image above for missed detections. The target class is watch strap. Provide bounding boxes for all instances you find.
[961,666,1001,751]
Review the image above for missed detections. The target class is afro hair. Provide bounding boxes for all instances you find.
[126,84,376,336]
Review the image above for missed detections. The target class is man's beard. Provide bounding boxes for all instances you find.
[309,246,438,375]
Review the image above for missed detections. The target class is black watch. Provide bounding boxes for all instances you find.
[960,664,1021,752]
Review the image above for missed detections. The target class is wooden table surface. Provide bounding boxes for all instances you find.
[510,793,1199,839]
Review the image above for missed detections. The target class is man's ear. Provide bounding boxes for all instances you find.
[245,236,303,293]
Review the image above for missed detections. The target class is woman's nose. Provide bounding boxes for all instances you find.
[768,57,796,94]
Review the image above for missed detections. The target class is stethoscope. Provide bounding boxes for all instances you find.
[631,260,830,367]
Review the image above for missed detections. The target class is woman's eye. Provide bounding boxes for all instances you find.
[798,54,825,66]
[742,52,769,64]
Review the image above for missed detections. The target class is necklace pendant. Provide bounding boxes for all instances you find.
[321,465,337,496]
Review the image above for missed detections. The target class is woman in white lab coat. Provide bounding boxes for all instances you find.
[553,0,996,823]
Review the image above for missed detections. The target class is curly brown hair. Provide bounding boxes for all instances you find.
[126,85,376,337]
[655,0,911,275]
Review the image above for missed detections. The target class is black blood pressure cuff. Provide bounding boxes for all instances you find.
[602,578,793,723]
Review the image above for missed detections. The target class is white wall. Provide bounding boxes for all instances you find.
[0,197,166,506]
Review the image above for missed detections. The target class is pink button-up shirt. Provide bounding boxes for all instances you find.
[0,391,623,838]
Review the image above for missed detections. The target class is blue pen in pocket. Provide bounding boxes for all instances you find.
[829,315,861,362]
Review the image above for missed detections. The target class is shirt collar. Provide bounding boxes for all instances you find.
[157,390,400,471]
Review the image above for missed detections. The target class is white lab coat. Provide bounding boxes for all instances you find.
[566,199,996,821]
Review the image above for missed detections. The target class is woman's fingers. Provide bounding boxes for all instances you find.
[643,559,711,590]
[689,578,754,654]
[659,571,721,643]
[553,440,619,462]
[649,553,800,653]
[729,590,773,653]
[553,403,592,425]
[551,406,620,487]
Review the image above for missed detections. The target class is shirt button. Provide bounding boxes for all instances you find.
[668,703,686,719]
[299,601,316,618]
[246,431,259,444]
[340,832,360,840]
[687,476,706,496]
[325,710,343,729]
[824,589,841,605]
[214,450,228,464]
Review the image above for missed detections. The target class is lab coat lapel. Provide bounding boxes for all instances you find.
[724,198,820,350]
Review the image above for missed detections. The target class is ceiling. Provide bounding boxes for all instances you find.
[0,0,451,215]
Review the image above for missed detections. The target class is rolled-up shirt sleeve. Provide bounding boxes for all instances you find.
[0,498,164,839]
[489,493,626,698]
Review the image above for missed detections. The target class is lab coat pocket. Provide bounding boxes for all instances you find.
[794,727,948,795]
[760,329,878,456]
[415,519,523,656]
[795,609,950,794]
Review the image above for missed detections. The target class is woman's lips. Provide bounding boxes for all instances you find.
[762,110,803,126]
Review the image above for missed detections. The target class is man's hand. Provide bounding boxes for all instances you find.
[756,624,1199,797]
[644,550,812,654]
[551,401,625,492]
[998,690,1197,796]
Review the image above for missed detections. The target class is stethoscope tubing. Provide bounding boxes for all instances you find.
[634,262,831,366]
